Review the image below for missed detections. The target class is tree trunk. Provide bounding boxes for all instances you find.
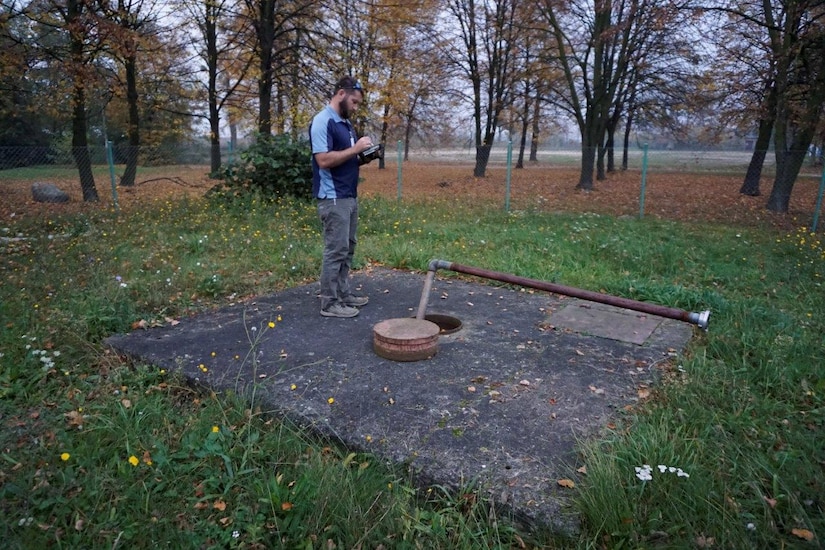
[740,84,776,196]
[606,128,615,173]
[529,96,540,162]
[474,144,491,177]
[767,136,815,212]
[378,103,390,170]
[621,110,633,171]
[72,85,98,202]
[256,0,275,136]
[404,111,414,161]
[120,54,140,187]
[207,8,221,175]
[516,84,531,169]
[578,144,596,190]
[68,0,97,202]
[740,147,769,196]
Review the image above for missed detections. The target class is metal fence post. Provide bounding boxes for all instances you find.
[397,140,403,203]
[639,143,649,219]
[505,140,513,212]
[812,163,825,232]
[106,140,119,213]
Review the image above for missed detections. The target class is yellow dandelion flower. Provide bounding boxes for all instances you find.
[277,315,282,322]
[128,455,139,467]
[212,426,220,433]
[290,384,297,391]
[61,452,70,461]
[327,397,335,405]
[268,321,275,328]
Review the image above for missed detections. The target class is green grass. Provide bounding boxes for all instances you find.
[1,192,823,548]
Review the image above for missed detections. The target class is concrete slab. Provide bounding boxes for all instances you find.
[549,302,665,345]
[104,267,695,532]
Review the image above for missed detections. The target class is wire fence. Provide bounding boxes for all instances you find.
[2,142,824,229]
[0,143,230,171]
[1,142,823,175]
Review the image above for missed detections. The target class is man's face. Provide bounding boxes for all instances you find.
[338,89,363,120]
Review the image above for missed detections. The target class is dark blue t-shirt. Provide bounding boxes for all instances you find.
[309,105,360,199]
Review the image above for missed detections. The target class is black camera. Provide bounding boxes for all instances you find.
[358,143,384,165]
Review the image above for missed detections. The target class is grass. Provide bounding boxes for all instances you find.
[1,191,823,548]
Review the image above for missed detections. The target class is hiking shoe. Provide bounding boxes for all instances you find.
[343,294,369,307]
[321,303,360,318]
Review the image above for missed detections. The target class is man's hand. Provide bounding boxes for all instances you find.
[315,136,374,169]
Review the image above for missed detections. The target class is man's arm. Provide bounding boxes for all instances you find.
[315,136,373,169]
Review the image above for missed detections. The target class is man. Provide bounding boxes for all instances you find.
[310,76,374,318]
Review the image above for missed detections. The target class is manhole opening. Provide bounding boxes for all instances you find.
[420,314,462,335]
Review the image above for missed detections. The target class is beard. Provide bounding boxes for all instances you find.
[339,102,352,119]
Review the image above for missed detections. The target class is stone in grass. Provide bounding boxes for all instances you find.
[31,182,70,203]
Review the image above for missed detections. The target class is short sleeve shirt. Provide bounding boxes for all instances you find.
[309,105,360,199]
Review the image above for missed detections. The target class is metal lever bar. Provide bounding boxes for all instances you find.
[417,259,710,330]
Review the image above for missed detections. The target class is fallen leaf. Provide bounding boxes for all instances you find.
[132,319,148,330]
[589,385,605,395]
[791,528,814,541]
[519,380,530,387]
[281,502,293,511]
[577,466,587,475]
[575,349,585,356]
[219,517,232,526]
[213,500,226,511]
[121,398,132,409]
[763,496,777,509]
[467,386,476,393]
[695,535,715,548]
[193,501,208,510]
[557,479,575,489]
[637,388,651,399]
[64,410,83,427]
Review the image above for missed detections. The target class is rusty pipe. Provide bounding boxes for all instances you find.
[418,259,710,330]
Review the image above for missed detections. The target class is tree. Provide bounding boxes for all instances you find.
[764,1,825,213]
[99,0,171,186]
[539,0,696,190]
[0,3,54,151]
[707,0,825,212]
[358,0,449,166]
[441,0,521,177]
[243,0,313,137]
[181,0,253,173]
[540,0,625,189]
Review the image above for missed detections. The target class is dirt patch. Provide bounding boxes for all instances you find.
[1,162,819,229]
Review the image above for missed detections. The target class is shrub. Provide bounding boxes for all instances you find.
[211,134,313,201]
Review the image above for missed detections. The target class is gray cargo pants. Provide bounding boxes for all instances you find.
[317,197,358,311]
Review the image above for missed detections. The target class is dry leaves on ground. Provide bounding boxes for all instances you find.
[1,162,819,229]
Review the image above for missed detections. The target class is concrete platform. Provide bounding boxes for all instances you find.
[104,267,695,532]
